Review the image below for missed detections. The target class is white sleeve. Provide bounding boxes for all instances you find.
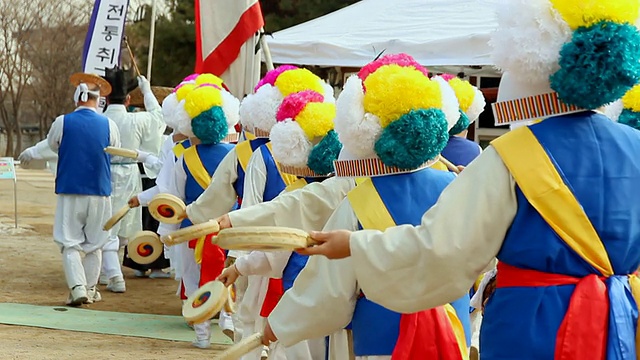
[167,156,187,201]
[108,119,121,147]
[186,149,240,224]
[142,154,163,174]
[234,250,292,279]
[269,200,360,347]
[34,139,57,161]
[47,116,65,153]
[228,177,355,230]
[138,185,160,206]
[155,150,178,193]
[241,148,267,208]
[349,147,516,313]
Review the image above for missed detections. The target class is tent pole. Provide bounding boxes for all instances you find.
[146,0,157,81]
[260,29,274,71]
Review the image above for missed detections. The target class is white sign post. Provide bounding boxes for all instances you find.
[0,157,17,228]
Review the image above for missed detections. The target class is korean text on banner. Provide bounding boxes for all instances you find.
[82,0,130,77]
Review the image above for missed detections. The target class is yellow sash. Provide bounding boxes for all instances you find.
[265,143,298,186]
[236,141,254,173]
[244,131,257,140]
[347,178,469,357]
[183,147,212,190]
[432,159,450,172]
[493,127,640,355]
[173,141,187,158]
[285,178,307,192]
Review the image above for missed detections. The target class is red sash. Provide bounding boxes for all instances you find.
[199,234,226,287]
[393,309,465,360]
[260,278,284,317]
[496,262,609,360]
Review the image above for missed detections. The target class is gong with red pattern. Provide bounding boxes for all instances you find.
[148,193,186,224]
[127,231,163,264]
[182,281,228,324]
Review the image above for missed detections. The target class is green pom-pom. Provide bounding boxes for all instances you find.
[618,109,640,131]
[192,106,228,144]
[374,109,449,170]
[551,21,640,109]
[449,110,470,135]
[307,130,342,175]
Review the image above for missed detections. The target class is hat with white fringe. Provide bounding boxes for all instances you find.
[332,53,460,177]
[603,85,640,131]
[270,88,340,177]
[175,73,240,145]
[239,65,334,138]
[435,74,486,135]
[491,0,640,126]
[161,74,199,130]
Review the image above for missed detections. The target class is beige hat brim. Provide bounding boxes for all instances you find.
[69,73,112,97]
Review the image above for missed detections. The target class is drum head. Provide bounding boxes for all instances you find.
[182,281,228,324]
[104,146,139,159]
[149,193,186,224]
[103,205,130,231]
[214,227,313,251]
[127,231,163,265]
[224,283,237,314]
[163,220,220,246]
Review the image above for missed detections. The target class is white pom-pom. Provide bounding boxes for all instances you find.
[321,82,336,103]
[432,76,460,130]
[334,75,381,159]
[220,90,240,127]
[490,0,571,84]
[602,100,623,122]
[466,88,487,123]
[162,93,179,128]
[174,100,194,138]
[269,120,312,167]
[239,84,282,133]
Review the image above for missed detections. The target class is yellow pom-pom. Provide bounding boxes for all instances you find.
[447,78,476,113]
[176,83,196,102]
[274,69,324,97]
[363,64,440,128]
[184,86,224,119]
[550,0,639,29]
[622,84,640,112]
[195,73,224,87]
[295,102,336,139]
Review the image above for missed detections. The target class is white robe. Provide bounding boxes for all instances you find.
[347,147,515,314]
[104,91,164,240]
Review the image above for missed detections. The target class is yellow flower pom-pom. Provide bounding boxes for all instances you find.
[295,102,336,139]
[184,86,224,119]
[176,83,196,102]
[363,64,440,128]
[550,0,639,29]
[447,78,476,113]
[195,73,224,87]
[274,68,324,97]
[622,84,640,112]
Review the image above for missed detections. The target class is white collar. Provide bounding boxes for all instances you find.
[75,106,97,112]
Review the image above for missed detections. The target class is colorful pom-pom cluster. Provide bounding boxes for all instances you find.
[439,74,486,135]
[617,84,640,130]
[549,0,640,30]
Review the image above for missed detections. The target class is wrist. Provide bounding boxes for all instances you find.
[233,264,242,276]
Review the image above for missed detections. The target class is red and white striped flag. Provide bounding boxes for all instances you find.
[195,0,265,98]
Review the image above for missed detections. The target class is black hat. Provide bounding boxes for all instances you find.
[103,66,137,104]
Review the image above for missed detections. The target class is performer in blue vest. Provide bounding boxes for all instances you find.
[257,54,470,360]
[217,86,340,359]
[163,74,238,349]
[298,2,640,360]
[46,72,120,306]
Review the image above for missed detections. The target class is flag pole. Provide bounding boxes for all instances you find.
[260,29,274,71]
[146,0,157,81]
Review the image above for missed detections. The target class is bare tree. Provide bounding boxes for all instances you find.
[0,0,40,157]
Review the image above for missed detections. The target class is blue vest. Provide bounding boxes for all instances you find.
[234,138,270,200]
[281,176,330,291]
[180,143,234,228]
[56,109,111,196]
[441,136,481,167]
[351,169,472,356]
[481,112,640,360]
[259,144,287,202]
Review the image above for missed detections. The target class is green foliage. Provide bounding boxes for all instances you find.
[127,0,360,87]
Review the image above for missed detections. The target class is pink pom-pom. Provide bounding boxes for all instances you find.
[255,65,298,92]
[173,82,187,93]
[276,90,324,122]
[183,73,199,82]
[358,54,429,83]
[197,83,222,91]
[439,73,457,82]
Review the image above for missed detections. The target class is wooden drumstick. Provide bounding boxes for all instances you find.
[215,332,264,360]
[123,36,141,77]
[439,156,461,174]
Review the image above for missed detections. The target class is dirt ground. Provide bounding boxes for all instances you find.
[0,167,227,359]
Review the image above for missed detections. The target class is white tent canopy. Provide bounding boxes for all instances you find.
[266,0,501,77]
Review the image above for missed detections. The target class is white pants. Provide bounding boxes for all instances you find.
[102,235,125,279]
[232,274,249,342]
[329,330,354,360]
[270,337,326,360]
[178,242,200,297]
[54,195,111,289]
[240,317,267,360]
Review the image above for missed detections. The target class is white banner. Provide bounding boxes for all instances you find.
[82,0,130,76]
